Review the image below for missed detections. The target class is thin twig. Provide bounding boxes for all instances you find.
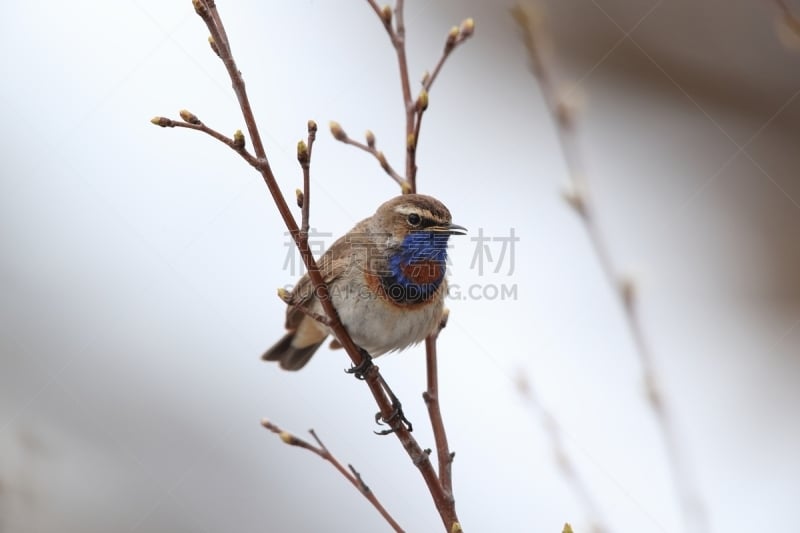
[297,120,317,235]
[512,5,707,533]
[422,310,455,498]
[156,2,460,531]
[329,122,406,186]
[345,1,473,192]
[516,375,608,533]
[150,114,260,168]
[262,420,405,533]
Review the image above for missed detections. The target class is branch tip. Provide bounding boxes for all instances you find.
[150,116,173,127]
[329,121,348,141]
[307,119,318,134]
[460,18,475,38]
[562,523,574,533]
[446,26,459,50]
[192,0,207,17]
[179,109,200,124]
[365,129,376,148]
[277,287,291,302]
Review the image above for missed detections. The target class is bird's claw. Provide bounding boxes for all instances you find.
[345,349,374,380]
[374,401,413,436]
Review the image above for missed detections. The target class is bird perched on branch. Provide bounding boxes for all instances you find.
[263,194,466,370]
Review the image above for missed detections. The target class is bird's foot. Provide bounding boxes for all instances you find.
[374,399,413,435]
[345,348,374,380]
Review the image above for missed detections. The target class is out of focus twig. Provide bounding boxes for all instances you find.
[512,5,708,533]
[516,374,608,533]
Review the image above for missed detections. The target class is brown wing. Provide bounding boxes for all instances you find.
[284,233,353,330]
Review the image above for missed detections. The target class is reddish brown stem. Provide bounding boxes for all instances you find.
[262,421,405,532]
[423,328,454,498]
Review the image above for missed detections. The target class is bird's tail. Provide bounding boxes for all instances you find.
[262,330,324,371]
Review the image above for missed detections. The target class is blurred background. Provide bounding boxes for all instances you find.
[1,0,798,532]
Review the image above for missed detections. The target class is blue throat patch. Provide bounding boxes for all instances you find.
[382,232,449,303]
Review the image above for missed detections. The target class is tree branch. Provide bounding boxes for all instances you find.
[329,122,406,187]
[336,2,473,193]
[422,310,455,498]
[262,420,405,533]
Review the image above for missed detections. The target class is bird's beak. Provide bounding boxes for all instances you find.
[437,222,467,235]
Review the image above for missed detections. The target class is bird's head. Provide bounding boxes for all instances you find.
[372,194,467,251]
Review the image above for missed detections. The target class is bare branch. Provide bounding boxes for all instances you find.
[358,2,474,193]
[262,420,405,533]
[150,114,259,168]
[422,309,455,498]
[329,121,407,187]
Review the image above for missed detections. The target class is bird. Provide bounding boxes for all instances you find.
[263,194,466,371]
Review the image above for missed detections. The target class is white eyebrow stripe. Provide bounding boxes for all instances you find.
[393,206,436,219]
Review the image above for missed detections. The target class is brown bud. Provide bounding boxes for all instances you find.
[400,181,413,195]
[406,133,416,149]
[380,5,392,25]
[307,119,318,134]
[192,0,207,17]
[277,287,291,302]
[297,139,309,164]
[329,121,347,141]
[421,70,431,87]
[179,109,200,125]
[150,116,173,127]
[460,18,475,38]
[295,188,304,208]
[233,129,245,149]
[208,36,220,57]
[365,129,376,148]
[279,431,295,445]
[416,89,429,111]
[445,26,459,50]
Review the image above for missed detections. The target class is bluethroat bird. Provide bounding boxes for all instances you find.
[263,194,466,370]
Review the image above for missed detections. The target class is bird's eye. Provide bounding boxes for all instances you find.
[407,213,421,227]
